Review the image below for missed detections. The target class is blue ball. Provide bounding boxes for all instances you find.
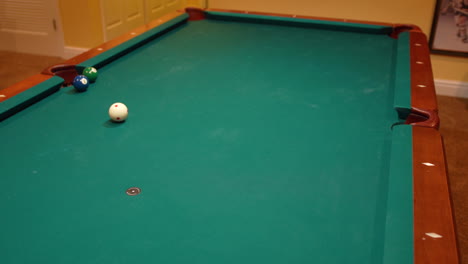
[73,75,89,92]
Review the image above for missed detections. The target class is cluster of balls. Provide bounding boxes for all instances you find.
[73,67,98,92]
[73,67,128,123]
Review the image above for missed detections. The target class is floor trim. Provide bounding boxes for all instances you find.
[435,79,468,98]
[63,46,89,59]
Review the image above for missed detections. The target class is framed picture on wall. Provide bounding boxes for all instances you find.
[429,0,468,57]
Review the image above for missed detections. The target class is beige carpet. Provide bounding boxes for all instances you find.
[439,95,468,263]
[1,51,467,262]
[0,51,62,90]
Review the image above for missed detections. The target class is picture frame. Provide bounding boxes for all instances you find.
[429,0,468,57]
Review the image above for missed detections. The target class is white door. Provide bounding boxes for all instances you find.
[101,0,146,41]
[101,0,183,41]
[145,0,182,23]
[145,0,168,22]
[0,0,64,57]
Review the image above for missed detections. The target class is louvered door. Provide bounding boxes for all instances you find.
[0,0,64,56]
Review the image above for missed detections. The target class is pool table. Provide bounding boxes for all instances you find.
[0,8,458,264]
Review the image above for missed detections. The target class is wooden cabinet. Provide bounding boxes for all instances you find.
[101,0,183,41]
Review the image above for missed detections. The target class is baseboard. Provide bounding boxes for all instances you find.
[434,79,468,98]
[63,46,89,59]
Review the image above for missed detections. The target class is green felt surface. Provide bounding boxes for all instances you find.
[383,125,414,264]
[0,14,413,264]
[393,32,412,118]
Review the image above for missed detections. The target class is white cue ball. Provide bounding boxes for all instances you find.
[108,102,128,122]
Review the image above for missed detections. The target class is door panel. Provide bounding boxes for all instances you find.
[145,0,165,22]
[102,0,183,41]
[124,0,144,35]
[145,0,182,23]
[102,0,145,40]
[184,0,207,8]
[102,0,123,30]
[166,0,179,9]
[125,0,144,22]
